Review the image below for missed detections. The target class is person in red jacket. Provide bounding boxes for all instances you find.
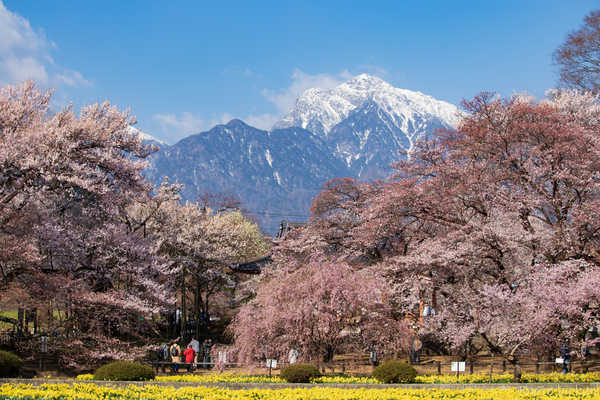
[183,344,195,372]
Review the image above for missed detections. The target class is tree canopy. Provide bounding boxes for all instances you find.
[0,81,270,369]
[233,89,600,364]
[554,10,600,93]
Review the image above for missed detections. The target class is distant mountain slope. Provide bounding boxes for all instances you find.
[275,74,459,136]
[145,120,347,232]
[145,74,462,234]
[275,74,460,178]
[127,126,167,147]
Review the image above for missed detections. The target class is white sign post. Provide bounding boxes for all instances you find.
[451,361,466,378]
[288,348,298,365]
[266,359,277,377]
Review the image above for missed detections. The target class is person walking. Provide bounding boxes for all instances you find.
[157,343,169,373]
[412,337,423,365]
[188,337,200,367]
[158,343,169,361]
[169,341,181,373]
[560,344,570,375]
[369,344,379,367]
[183,345,195,372]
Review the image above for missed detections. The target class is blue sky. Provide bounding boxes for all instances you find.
[1,1,597,144]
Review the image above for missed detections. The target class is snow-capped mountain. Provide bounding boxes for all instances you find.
[274,74,461,178]
[145,74,463,233]
[127,126,167,147]
[275,74,459,138]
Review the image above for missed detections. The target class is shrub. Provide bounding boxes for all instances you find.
[0,350,22,377]
[373,360,417,384]
[94,361,155,381]
[280,363,320,383]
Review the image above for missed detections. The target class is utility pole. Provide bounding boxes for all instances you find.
[195,266,201,340]
[181,264,186,341]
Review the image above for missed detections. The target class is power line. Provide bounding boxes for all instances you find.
[245,211,311,219]
[243,208,311,217]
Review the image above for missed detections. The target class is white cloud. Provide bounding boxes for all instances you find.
[153,111,245,142]
[2,55,48,84]
[56,70,91,87]
[0,1,88,88]
[211,113,234,126]
[244,113,279,130]
[262,68,353,114]
[0,3,47,54]
[153,110,282,142]
[153,112,206,137]
[358,64,389,79]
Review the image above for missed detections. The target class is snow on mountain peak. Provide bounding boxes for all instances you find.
[344,73,389,90]
[126,126,166,145]
[273,73,461,137]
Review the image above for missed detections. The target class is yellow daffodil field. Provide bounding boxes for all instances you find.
[0,383,599,400]
[416,372,600,384]
[75,372,600,385]
[155,372,600,385]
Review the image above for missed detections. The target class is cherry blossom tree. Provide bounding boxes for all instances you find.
[269,178,386,273]
[0,81,272,369]
[229,89,600,364]
[467,260,600,359]
[0,81,172,368]
[132,188,269,339]
[352,90,600,361]
[231,260,407,365]
[553,10,600,93]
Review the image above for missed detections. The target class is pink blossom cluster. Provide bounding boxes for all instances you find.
[239,90,600,363]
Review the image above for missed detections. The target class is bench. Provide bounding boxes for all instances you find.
[151,361,213,373]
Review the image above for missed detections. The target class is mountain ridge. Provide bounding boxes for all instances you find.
[145,74,462,233]
[274,73,460,140]
[144,121,347,232]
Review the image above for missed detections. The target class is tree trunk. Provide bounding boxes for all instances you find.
[322,345,334,363]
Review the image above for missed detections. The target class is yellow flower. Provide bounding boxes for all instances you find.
[0,382,599,400]
[75,373,94,380]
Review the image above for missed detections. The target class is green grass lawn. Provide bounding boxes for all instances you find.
[0,309,62,331]
[0,310,18,329]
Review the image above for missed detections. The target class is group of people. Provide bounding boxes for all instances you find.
[159,337,213,372]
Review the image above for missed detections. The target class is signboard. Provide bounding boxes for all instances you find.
[218,351,227,363]
[422,305,436,317]
[288,349,298,364]
[451,361,465,372]
[555,358,564,364]
[266,359,277,369]
[40,336,48,353]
